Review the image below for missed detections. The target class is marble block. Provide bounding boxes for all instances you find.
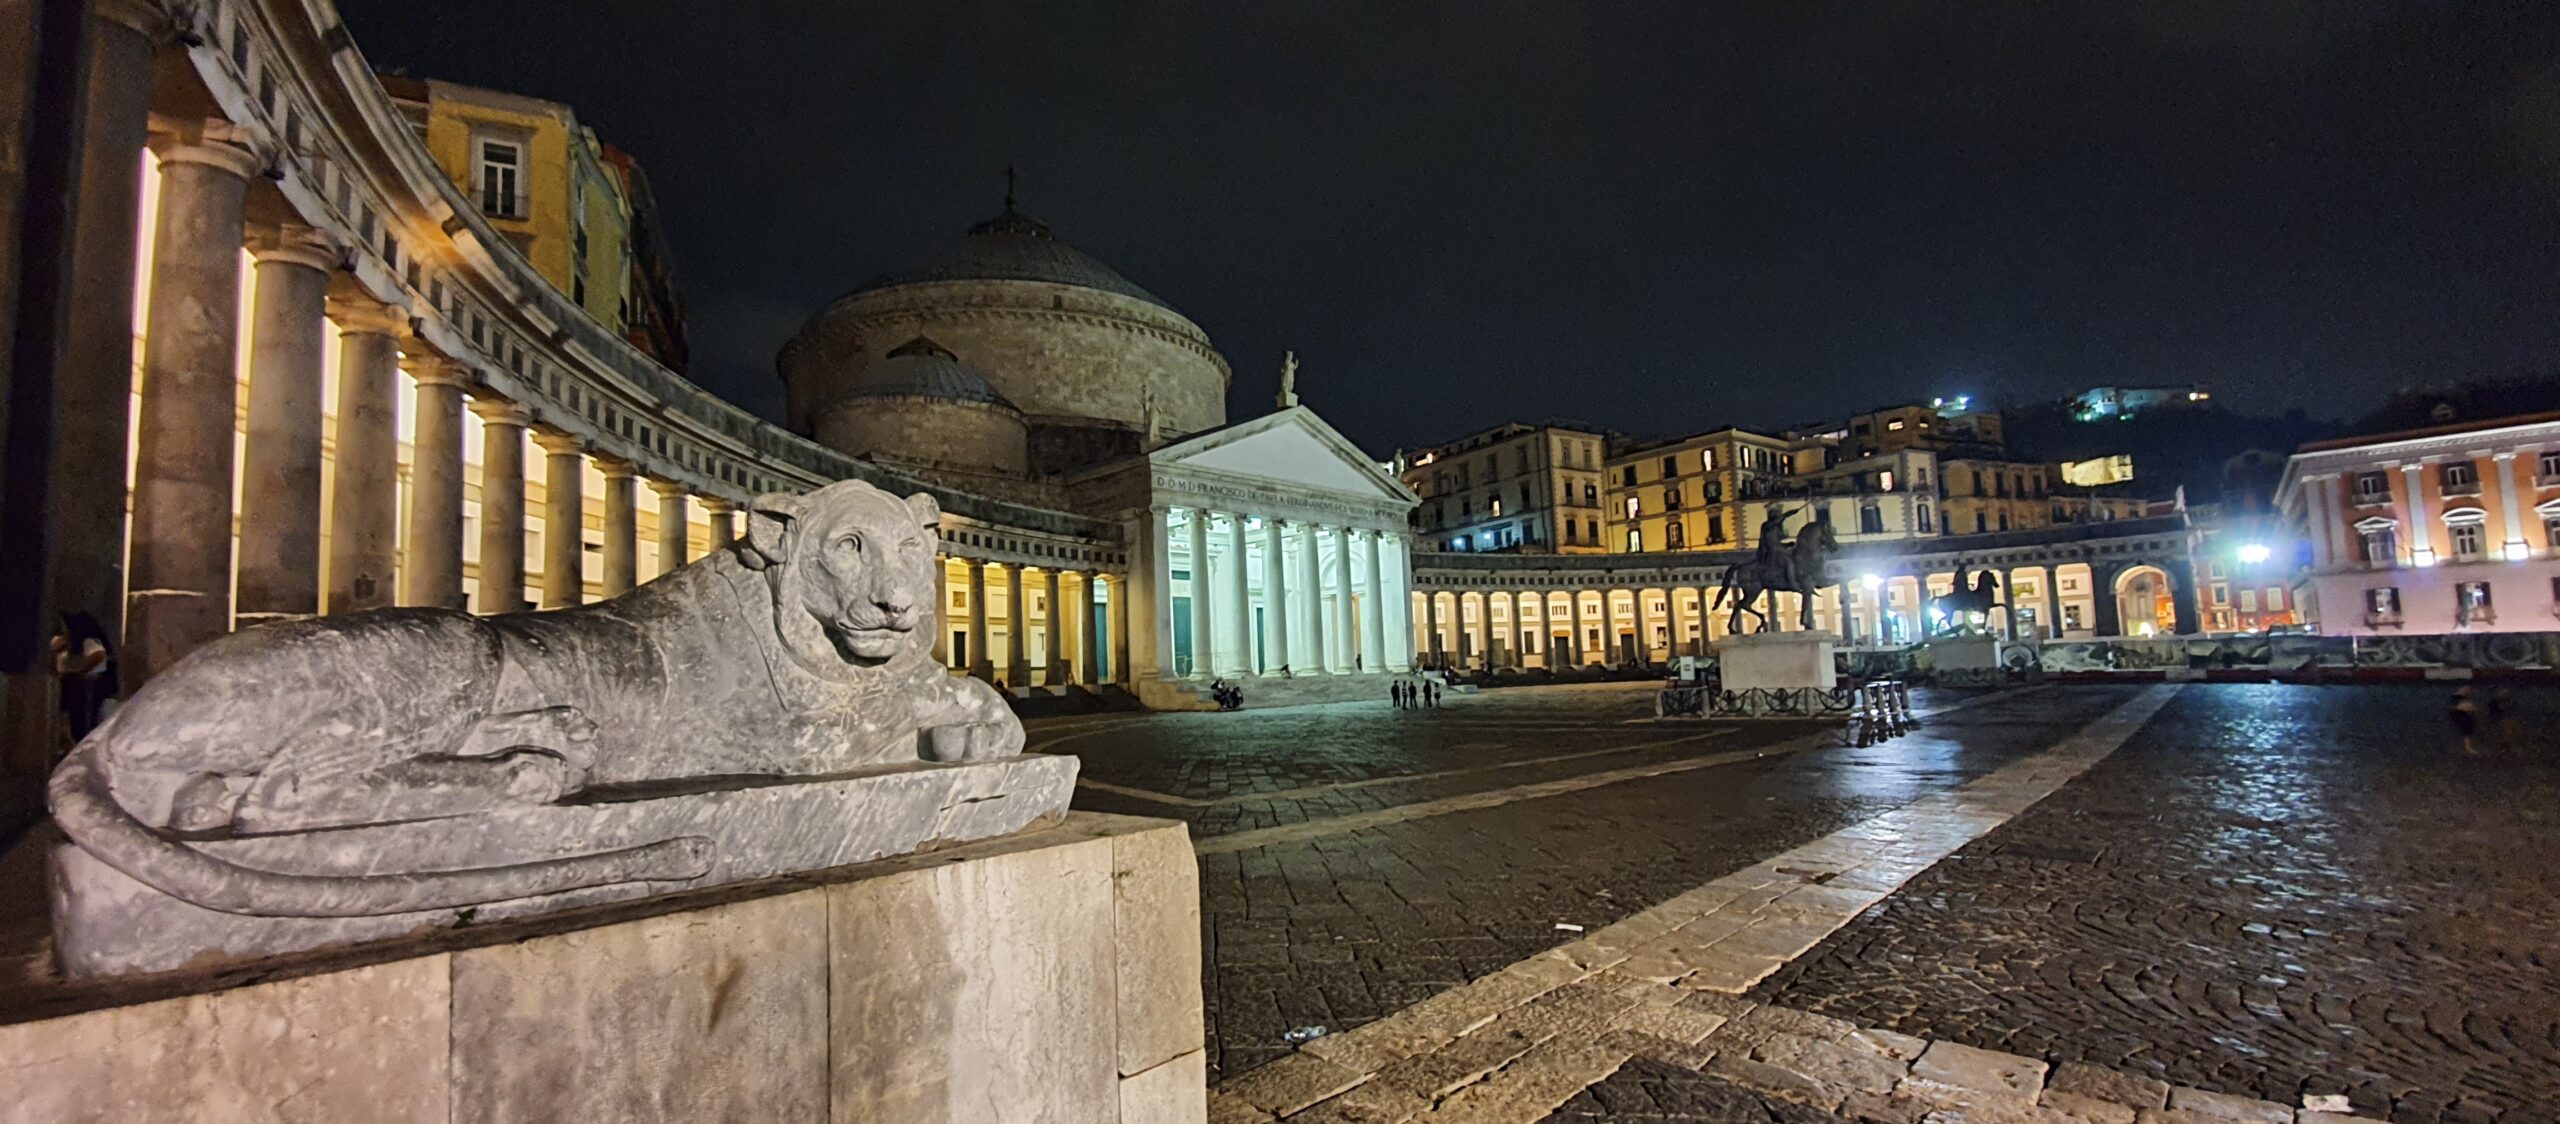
[52,753,1077,977]
[1925,634,2001,671]
[1715,633,1838,690]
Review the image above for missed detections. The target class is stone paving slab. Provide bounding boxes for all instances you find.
[1755,684,2560,1123]
[1215,687,2202,1122]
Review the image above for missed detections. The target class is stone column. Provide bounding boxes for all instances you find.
[471,400,529,613]
[1141,509,1173,679]
[1006,564,1028,686]
[1109,574,1133,685]
[701,497,737,550]
[1426,591,1446,666]
[534,432,586,608]
[1556,588,1576,670]
[967,560,991,681]
[1044,565,1065,684]
[1262,520,1291,673]
[1363,531,1390,672]
[1224,514,1251,675]
[2494,453,2527,557]
[650,480,690,576]
[327,298,405,613]
[400,356,470,609]
[2400,463,2432,565]
[48,0,162,646]
[1298,521,1326,672]
[1331,526,1358,672]
[1187,510,1213,678]
[124,139,258,687]
[2090,563,2124,637]
[234,225,337,625]
[1075,571,1099,685]
[596,458,638,595]
[1670,586,1694,657]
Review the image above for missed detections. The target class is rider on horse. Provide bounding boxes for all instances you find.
[1755,506,1797,591]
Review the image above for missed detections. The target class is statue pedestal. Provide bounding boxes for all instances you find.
[1714,633,1837,691]
[1921,634,2007,686]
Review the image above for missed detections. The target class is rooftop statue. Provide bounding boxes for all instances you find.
[48,479,1067,976]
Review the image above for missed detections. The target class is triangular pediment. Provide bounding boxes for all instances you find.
[1151,408,1416,505]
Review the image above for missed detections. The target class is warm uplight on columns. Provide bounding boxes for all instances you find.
[471,400,532,614]
[400,355,471,609]
[235,224,338,624]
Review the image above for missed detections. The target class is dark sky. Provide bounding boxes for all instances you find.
[338,1,2560,455]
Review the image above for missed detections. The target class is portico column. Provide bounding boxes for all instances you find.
[48,0,164,645]
[1109,574,1133,685]
[595,458,639,596]
[1331,526,1358,671]
[1141,508,1174,679]
[234,225,337,624]
[1225,513,1250,675]
[534,432,587,608]
[1044,565,1064,684]
[2494,453,2527,557]
[1426,592,1446,666]
[968,560,991,681]
[1188,510,1213,678]
[1363,531,1390,672]
[650,480,690,577]
[1075,571,1099,684]
[2400,464,2433,565]
[328,298,405,613]
[701,497,737,550]
[1298,522,1326,672]
[124,138,258,687]
[400,356,470,609]
[1264,519,1292,673]
[1006,564,1029,686]
[471,401,530,613]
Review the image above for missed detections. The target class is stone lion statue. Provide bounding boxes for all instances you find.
[49,479,1023,918]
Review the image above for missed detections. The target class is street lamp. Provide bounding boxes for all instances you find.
[2236,543,2272,565]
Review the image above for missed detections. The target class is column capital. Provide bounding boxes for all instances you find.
[469,396,532,427]
[327,295,410,336]
[531,429,588,457]
[646,477,690,499]
[593,455,640,480]
[149,134,262,180]
[698,496,739,516]
[246,223,342,272]
[399,353,473,388]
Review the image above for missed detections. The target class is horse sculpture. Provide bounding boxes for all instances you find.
[1925,565,2003,635]
[1712,512,1840,634]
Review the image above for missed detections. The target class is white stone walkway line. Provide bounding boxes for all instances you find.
[1209,685,2255,1124]
[1078,730,1740,810]
[1190,687,2043,858]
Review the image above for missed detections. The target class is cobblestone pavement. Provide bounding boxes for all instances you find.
[1542,1059,1851,1123]
[1047,682,2129,1080]
[1755,684,2560,1123]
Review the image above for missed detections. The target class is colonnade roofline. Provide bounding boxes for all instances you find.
[1410,513,2193,590]
[191,0,1115,550]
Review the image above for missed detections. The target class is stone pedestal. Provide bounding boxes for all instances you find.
[1924,634,2001,673]
[4,813,1203,1124]
[1714,632,1837,690]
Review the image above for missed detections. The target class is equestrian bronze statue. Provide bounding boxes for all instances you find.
[1712,506,1841,634]
[1925,563,2003,636]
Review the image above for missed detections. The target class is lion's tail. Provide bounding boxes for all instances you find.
[49,743,712,919]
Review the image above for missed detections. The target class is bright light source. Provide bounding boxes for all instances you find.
[1860,573,1883,590]
[2236,543,2272,565]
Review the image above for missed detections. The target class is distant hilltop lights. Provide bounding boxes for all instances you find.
[2071,384,2212,422]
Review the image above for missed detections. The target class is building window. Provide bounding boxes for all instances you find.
[1663,486,1683,511]
[1859,504,1884,534]
[1582,483,1597,506]
[1879,470,1896,492]
[2210,583,2229,607]
[1917,505,1934,533]
[1660,454,1679,478]
[1997,511,2010,531]
[1624,496,1640,519]
[2441,461,2479,495]
[2455,581,2494,625]
[1708,515,1725,543]
[1621,466,1638,487]
[2365,586,2402,624]
[1562,521,1577,545]
[2063,604,2084,630]
[1666,522,1686,550]
[2449,517,2485,560]
[1587,519,1599,543]
[1701,449,1717,471]
[2540,450,2560,481]
[1627,529,1643,552]
[1490,498,1504,518]
[1887,419,1906,431]
[477,139,525,219]
[2265,586,2285,609]
[2542,500,2560,549]
[2356,520,2398,567]
[1975,512,1987,533]
[2352,471,2390,504]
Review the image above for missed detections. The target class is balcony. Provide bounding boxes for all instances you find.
[2441,478,2482,497]
[2349,489,2392,508]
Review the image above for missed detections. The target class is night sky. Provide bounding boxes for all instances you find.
[337,1,2560,455]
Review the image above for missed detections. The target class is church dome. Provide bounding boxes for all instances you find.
[842,336,1016,408]
[843,206,1170,311]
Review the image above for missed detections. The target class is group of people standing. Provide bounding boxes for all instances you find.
[1393,677,1440,709]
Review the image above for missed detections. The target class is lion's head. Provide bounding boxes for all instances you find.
[740,481,942,671]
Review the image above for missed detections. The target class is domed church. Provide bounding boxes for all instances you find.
[779,186,1422,708]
